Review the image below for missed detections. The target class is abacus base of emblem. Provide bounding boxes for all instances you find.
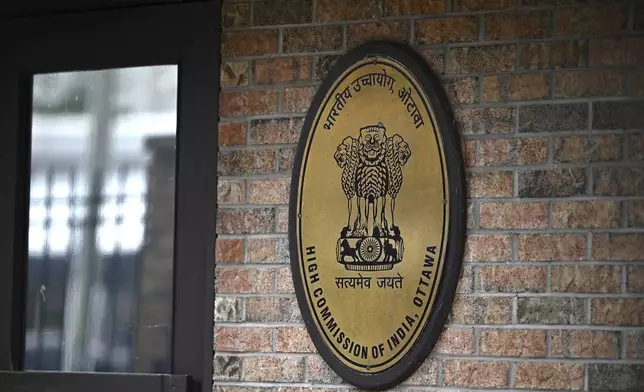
[336,234,404,271]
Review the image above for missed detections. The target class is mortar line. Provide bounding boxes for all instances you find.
[545,330,552,357]
[622,264,628,293]
[585,298,592,325]
[512,296,518,324]
[622,200,628,228]
[508,361,515,388]
[473,327,481,355]
[408,19,415,45]
[584,363,589,392]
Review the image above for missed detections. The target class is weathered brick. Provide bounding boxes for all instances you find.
[443,360,509,388]
[276,267,294,293]
[593,233,644,261]
[630,133,644,160]
[464,235,512,262]
[519,103,588,132]
[445,77,478,105]
[216,238,244,263]
[518,234,586,261]
[253,57,310,85]
[627,331,644,358]
[419,48,445,74]
[406,358,439,385]
[215,296,243,322]
[283,87,314,113]
[214,355,241,380]
[383,0,445,16]
[477,139,511,166]
[518,297,585,324]
[218,150,276,176]
[515,363,584,390]
[480,202,547,229]
[313,55,340,81]
[485,11,551,40]
[480,330,546,357]
[283,26,342,53]
[246,297,302,322]
[551,265,621,293]
[218,180,245,205]
[435,328,474,355]
[221,61,249,87]
[250,118,302,145]
[219,90,279,117]
[628,200,644,227]
[449,297,512,324]
[555,69,624,98]
[243,356,304,382]
[478,266,547,293]
[594,168,644,196]
[589,364,644,391]
[216,268,275,293]
[467,171,513,197]
[628,266,644,293]
[552,201,621,228]
[455,107,515,135]
[592,299,644,325]
[518,40,588,70]
[275,207,289,233]
[483,73,550,102]
[275,327,315,353]
[557,5,627,37]
[253,0,312,25]
[222,3,250,28]
[215,326,272,352]
[219,122,246,147]
[593,101,644,130]
[590,37,644,66]
[462,140,475,168]
[448,45,517,74]
[553,135,622,163]
[454,0,514,11]
[247,237,289,263]
[457,265,474,293]
[347,21,409,48]
[466,203,475,229]
[316,0,378,21]
[519,168,587,197]
[551,330,620,358]
[217,208,276,234]
[416,17,478,45]
[278,148,296,173]
[222,30,278,57]
[306,355,342,383]
[516,137,548,164]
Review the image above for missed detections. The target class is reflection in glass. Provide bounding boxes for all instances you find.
[25,66,178,373]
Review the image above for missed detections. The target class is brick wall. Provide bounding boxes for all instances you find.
[215,1,644,391]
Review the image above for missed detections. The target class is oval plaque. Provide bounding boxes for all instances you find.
[289,41,466,389]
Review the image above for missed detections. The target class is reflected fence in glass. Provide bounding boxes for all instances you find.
[25,66,178,373]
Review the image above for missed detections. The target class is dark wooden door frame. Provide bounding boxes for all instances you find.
[0,2,219,391]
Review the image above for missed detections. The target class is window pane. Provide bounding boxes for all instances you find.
[25,66,178,373]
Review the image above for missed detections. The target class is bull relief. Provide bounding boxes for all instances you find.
[289,41,466,390]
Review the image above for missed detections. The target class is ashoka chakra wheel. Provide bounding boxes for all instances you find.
[358,237,382,262]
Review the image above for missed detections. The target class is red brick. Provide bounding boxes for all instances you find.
[627,265,644,293]
[454,0,514,11]
[552,201,621,229]
[253,0,311,26]
[467,171,513,197]
[243,356,304,382]
[627,331,644,358]
[480,330,546,357]
[416,17,478,45]
[480,202,547,229]
[592,233,644,261]
[519,168,587,197]
[553,135,622,163]
[218,122,246,147]
[485,11,551,40]
[247,238,288,264]
[406,358,439,385]
[316,0,378,21]
[435,328,474,355]
[307,355,342,383]
[283,87,315,113]
[218,180,245,205]
[551,330,620,358]
[592,299,644,326]
[247,178,290,204]
[464,235,511,262]
[276,267,294,293]
[219,90,279,117]
[218,150,276,176]
[555,69,624,98]
[457,265,474,294]
[594,168,644,196]
[253,57,310,85]
[347,21,410,48]
[222,30,278,57]
[249,118,302,145]
[551,265,621,293]
[515,363,584,390]
[455,107,515,134]
[476,137,513,165]
[519,40,588,70]
[275,327,315,353]
[419,48,445,74]
[283,26,342,53]
[443,360,509,388]
[450,297,512,324]
[462,140,475,168]
[557,5,627,37]
[483,73,550,102]
[278,148,295,173]
[216,238,244,264]
[216,268,274,293]
[445,77,478,105]
[217,208,275,234]
[221,61,249,87]
[627,200,644,227]
[630,133,644,160]
[222,2,250,28]
[518,234,586,261]
[214,326,272,352]
[275,207,289,233]
[590,37,644,66]
[516,137,548,164]
[246,297,302,323]
[449,45,517,74]
[479,266,547,293]
[383,0,445,16]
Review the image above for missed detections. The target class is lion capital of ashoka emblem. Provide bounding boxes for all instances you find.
[333,122,411,271]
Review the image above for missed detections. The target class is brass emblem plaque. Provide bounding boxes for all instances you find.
[289,41,465,389]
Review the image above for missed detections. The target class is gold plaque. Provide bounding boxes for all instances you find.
[289,41,465,389]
